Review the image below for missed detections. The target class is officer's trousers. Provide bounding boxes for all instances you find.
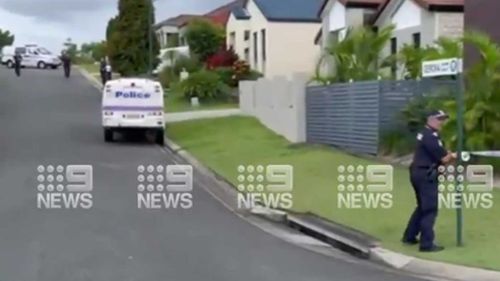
[64,64,71,78]
[100,71,106,85]
[403,167,439,249]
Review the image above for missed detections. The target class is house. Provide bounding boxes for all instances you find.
[316,0,387,75]
[373,0,464,78]
[155,0,244,49]
[464,0,500,68]
[316,0,386,46]
[226,0,323,79]
[154,14,203,48]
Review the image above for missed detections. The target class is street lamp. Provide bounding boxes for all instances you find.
[148,0,157,77]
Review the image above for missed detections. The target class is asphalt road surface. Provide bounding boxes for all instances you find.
[0,67,430,281]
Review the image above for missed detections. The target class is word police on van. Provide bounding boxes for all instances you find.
[115,91,151,99]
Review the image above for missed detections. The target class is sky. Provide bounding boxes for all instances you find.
[0,0,230,54]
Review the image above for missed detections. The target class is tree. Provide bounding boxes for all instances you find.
[439,31,500,150]
[185,19,225,62]
[315,25,395,83]
[0,29,15,52]
[106,0,160,75]
[81,41,107,61]
[392,37,463,79]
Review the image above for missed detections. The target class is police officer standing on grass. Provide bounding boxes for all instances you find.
[402,110,457,252]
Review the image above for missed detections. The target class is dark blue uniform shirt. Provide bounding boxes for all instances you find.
[411,126,447,168]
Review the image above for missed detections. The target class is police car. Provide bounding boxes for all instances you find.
[102,78,165,145]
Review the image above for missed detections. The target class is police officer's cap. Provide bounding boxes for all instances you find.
[427,110,449,120]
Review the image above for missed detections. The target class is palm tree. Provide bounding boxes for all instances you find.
[440,31,500,150]
[386,37,463,80]
[314,25,395,83]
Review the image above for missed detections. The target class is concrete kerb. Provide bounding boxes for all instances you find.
[164,136,500,281]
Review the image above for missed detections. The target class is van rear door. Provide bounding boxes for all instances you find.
[103,79,163,117]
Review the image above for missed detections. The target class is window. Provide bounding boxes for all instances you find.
[390,37,397,77]
[412,32,421,48]
[244,48,250,62]
[15,47,26,55]
[37,47,51,55]
[229,32,236,49]
[244,30,250,41]
[261,29,266,62]
[253,32,258,66]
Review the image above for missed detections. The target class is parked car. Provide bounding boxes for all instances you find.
[1,45,61,69]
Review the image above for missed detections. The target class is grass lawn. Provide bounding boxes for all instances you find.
[164,89,238,113]
[168,116,500,271]
[78,63,100,74]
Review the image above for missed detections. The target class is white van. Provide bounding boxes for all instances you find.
[1,45,61,69]
[102,78,165,145]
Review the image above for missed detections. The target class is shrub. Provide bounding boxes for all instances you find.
[185,19,225,61]
[243,69,263,81]
[172,54,202,75]
[206,47,239,69]
[213,67,236,87]
[379,129,416,156]
[159,66,178,89]
[178,70,231,101]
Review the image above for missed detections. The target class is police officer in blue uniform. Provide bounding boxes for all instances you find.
[402,110,457,252]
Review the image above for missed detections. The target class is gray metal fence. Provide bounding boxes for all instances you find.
[306,79,456,155]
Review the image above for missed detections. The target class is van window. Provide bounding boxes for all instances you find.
[15,47,26,54]
[37,47,51,55]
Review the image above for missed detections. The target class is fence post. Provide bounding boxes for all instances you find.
[291,73,308,143]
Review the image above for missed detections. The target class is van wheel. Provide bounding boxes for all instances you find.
[104,129,113,142]
[6,60,14,68]
[155,129,165,146]
[37,61,46,69]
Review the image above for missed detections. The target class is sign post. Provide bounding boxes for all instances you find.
[422,58,464,247]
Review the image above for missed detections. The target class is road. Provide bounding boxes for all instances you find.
[0,67,430,281]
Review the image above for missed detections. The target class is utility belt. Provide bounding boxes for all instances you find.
[410,163,439,180]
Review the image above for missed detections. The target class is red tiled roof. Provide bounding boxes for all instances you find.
[414,0,464,8]
[339,0,386,6]
[177,0,244,27]
[205,0,245,26]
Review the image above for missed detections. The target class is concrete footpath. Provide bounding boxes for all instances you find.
[77,66,243,123]
[164,136,500,281]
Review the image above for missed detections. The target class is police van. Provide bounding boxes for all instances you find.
[102,78,165,145]
[1,45,61,69]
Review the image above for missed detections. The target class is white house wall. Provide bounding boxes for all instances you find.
[267,22,321,79]
[391,0,421,30]
[246,0,268,73]
[226,13,250,61]
[377,0,438,78]
[328,1,346,31]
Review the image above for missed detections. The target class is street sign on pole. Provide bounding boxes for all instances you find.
[421,57,464,247]
[422,58,463,78]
